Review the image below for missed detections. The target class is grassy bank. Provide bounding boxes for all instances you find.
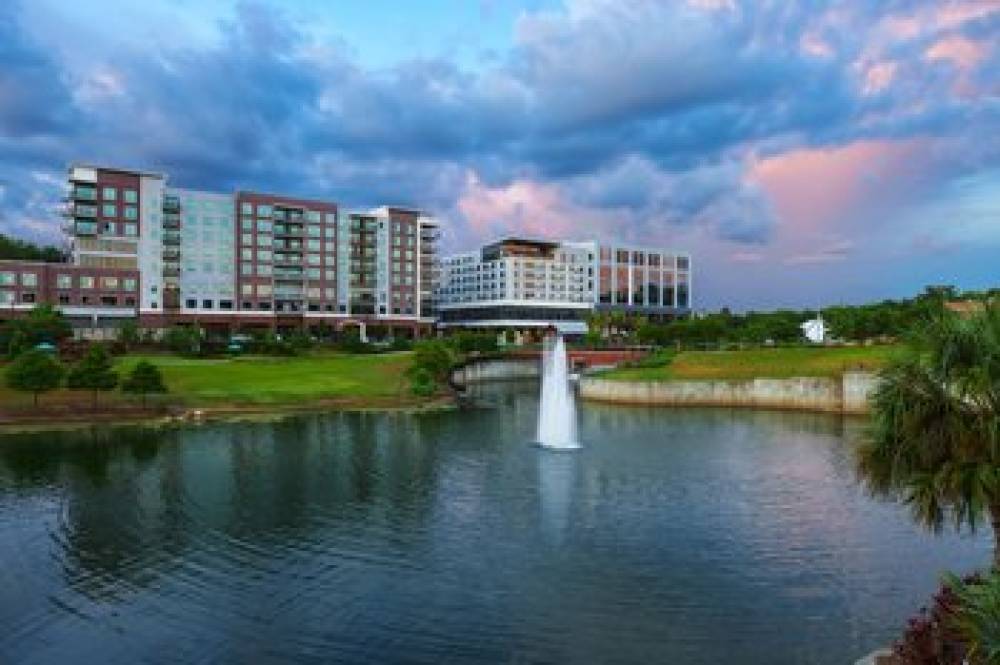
[601,345,898,382]
[1,351,426,421]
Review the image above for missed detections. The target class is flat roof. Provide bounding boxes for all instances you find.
[69,163,166,179]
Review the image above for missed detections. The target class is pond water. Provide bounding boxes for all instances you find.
[0,382,990,664]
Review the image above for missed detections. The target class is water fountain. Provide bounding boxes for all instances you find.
[536,333,580,449]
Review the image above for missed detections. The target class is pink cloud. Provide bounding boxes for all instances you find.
[925,35,990,70]
[749,139,927,233]
[861,60,898,94]
[456,171,586,241]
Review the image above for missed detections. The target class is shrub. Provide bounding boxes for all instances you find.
[947,572,1000,664]
[894,575,973,664]
[408,367,436,397]
[121,361,168,408]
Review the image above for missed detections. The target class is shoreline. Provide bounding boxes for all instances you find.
[0,395,457,433]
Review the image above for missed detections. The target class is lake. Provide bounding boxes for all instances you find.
[0,382,989,664]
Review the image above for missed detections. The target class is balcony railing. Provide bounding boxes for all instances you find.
[71,187,97,201]
[163,197,180,213]
[163,231,181,245]
[162,248,180,260]
[274,270,304,280]
[74,221,98,235]
[74,204,99,218]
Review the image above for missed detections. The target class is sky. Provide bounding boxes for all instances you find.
[0,0,997,310]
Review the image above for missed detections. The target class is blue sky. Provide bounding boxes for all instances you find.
[1,0,998,309]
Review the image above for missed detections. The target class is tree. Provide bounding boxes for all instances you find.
[6,329,29,359]
[0,233,66,262]
[0,303,72,352]
[117,320,140,352]
[66,345,119,410]
[5,349,64,407]
[857,304,1000,567]
[121,361,167,408]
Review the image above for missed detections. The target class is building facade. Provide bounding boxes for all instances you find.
[1,164,440,337]
[436,238,692,335]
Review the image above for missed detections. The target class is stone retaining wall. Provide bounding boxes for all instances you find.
[451,358,539,385]
[580,371,878,415]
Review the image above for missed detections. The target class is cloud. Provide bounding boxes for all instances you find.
[784,240,855,266]
[0,0,998,308]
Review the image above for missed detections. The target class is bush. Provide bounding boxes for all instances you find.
[408,367,436,397]
[894,575,974,664]
[121,361,168,407]
[451,331,498,355]
[164,325,202,356]
[947,572,1000,664]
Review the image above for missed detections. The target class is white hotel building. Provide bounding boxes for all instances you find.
[436,238,691,336]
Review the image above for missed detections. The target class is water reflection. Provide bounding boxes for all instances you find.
[0,387,991,665]
[538,450,577,545]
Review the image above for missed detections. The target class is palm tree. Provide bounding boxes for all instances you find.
[857,303,1000,567]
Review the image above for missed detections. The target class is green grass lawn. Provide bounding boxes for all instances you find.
[601,345,899,382]
[1,351,415,411]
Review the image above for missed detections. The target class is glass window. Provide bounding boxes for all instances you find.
[0,290,12,305]
[307,225,321,238]
[677,256,690,270]
[241,262,253,275]
[257,284,272,296]
[57,274,72,289]
[186,299,197,308]
[80,275,94,289]
[102,186,117,200]
[21,273,38,287]
[257,250,272,262]
[307,239,321,251]
[306,210,321,223]
[241,248,253,261]
[307,268,321,279]
[325,270,336,281]
[124,278,137,291]
[102,276,119,289]
[241,283,254,296]
[124,223,137,236]
[241,202,253,215]
[241,218,253,231]
[257,264,272,277]
[257,220,272,233]
[307,254,321,265]
[256,204,272,217]
[123,189,138,204]
[324,226,335,238]
[242,233,253,246]
[256,234,272,247]
[102,203,117,217]
[202,299,213,309]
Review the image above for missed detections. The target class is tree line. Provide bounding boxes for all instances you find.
[0,233,67,263]
[593,285,1000,347]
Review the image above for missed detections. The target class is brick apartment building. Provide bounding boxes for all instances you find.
[0,164,440,338]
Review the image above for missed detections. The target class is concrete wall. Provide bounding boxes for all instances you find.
[451,358,539,385]
[579,372,879,415]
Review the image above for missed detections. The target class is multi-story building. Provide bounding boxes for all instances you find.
[436,237,691,336]
[0,164,440,337]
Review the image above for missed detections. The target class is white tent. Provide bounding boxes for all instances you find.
[801,317,826,344]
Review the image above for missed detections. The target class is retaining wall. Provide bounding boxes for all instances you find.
[451,358,539,385]
[579,371,878,415]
